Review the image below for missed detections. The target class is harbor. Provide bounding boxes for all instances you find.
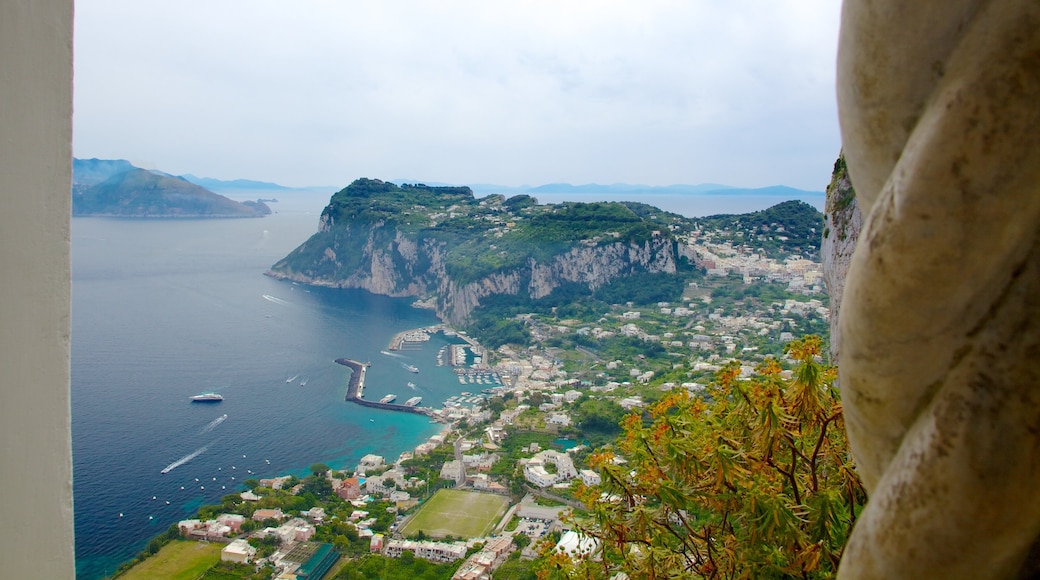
[335,358,433,417]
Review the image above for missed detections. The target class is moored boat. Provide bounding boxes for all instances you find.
[190,393,224,402]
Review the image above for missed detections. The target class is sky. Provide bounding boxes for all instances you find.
[73,1,843,191]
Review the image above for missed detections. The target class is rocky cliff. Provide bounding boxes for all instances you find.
[820,152,862,363]
[267,179,686,325]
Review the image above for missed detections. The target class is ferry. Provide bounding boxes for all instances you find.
[380,394,397,404]
[404,396,422,407]
[404,364,419,373]
[190,393,224,402]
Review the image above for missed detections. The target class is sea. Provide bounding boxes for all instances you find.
[71,188,824,578]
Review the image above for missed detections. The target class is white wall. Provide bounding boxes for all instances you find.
[0,1,76,577]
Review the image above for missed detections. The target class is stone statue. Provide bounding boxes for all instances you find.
[835,1,1040,577]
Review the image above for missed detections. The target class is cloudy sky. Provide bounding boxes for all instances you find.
[73,1,843,190]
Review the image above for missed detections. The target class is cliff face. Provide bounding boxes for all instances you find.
[820,152,862,363]
[269,219,680,325]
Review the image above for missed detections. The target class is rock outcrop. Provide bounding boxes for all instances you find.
[269,219,680,326]
[820,152,861,364]
[267,179,689,325]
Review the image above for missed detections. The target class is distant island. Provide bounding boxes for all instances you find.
[72,158,271,218]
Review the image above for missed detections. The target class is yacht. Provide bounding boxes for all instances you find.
[189,393,224,402]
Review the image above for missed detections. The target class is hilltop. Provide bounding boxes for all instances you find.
[71,159,271,218]
[73,167,270,218]
[268,178,823,328]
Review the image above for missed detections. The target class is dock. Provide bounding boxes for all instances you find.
[335,358,431,416]
[387,324,448,351]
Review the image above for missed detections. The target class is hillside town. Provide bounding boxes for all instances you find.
[156,218,831,579]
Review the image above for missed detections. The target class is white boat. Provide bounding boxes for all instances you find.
[404,396,422,407]
[286,374,299,383]
[406,382,416,389]
[380,394,397,404]
[406,365,419,373]
[189,393,224,402]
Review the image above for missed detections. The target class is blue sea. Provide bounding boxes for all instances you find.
[70,190,824,578]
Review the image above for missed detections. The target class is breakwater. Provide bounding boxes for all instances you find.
[335,358,431,416]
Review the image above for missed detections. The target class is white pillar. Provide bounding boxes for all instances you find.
[0,1,75,577]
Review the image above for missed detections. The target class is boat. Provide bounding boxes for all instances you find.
[404,396,422,407]
[300,378,308,386]
[401,363,419,373]
[380,394,397,404]
[189,393,224,402]
[286,374,299,383]
[406,382,416,389]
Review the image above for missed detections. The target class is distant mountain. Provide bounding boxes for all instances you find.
[72,168,270,218]
[525,182,736,195]
[72,158,137,190]
[697,185,821,197]
[396,180,822,198]
[179,174,290,192]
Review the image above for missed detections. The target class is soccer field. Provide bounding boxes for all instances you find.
[120,540,221,580]
[400,489,511,539]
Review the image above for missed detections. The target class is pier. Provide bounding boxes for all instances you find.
[387,324,448,351]
[335,358,431,416]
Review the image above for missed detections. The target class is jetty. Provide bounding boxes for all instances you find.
[388,324,448,351]
[335,358,431,416]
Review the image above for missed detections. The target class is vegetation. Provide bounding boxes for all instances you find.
[693,200,824,260]
[332,553,460,579]
[270,178,705,305]
[398,489,510,539]
[546,336,863,579]
[114,539,222,580]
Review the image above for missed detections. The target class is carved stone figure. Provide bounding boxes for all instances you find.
[835,1,1040,577]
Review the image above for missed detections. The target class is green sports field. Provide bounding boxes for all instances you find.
[399,489,511,539]
[120,540,222,580]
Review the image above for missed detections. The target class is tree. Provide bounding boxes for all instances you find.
[310,463,331,477]
[563,335,864,579]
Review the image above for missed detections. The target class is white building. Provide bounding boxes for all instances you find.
[555,530,599,558]
[579,469,602,486]
[357,454,385,475]
[222,539,257,564]
[524,450,578,487]
[385,539,468,563]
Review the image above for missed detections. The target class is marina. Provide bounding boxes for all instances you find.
[336,358,432,417]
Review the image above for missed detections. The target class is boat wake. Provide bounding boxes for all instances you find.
[381,350,403,358]
[201,414,228,434]
[262,294,289,305]
[160,446,208,475]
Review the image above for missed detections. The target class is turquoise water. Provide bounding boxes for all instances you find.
[71,198,456,578]
[70,191,822,578]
